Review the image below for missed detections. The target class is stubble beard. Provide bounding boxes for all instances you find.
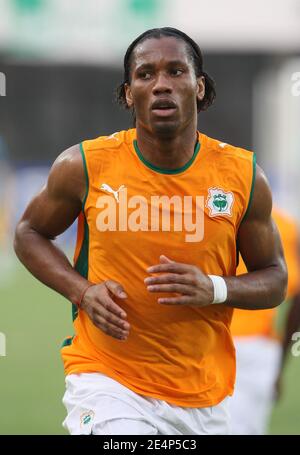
[151,118,181,140]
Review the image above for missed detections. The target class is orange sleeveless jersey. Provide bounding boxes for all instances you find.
[61,129,255,407]
[231,208,300,338]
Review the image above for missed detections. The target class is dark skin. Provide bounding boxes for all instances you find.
[14,146,131,341]
[14,36,287,342]
[125,37,205,169]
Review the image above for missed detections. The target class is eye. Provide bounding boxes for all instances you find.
[170,68,184,76]
[138,71,152,80]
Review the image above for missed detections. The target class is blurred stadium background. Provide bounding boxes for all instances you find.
[0,0,300,434]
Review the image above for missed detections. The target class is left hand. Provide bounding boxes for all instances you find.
[144,255,214,306]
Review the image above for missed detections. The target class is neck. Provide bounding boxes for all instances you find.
[135,122,198,170]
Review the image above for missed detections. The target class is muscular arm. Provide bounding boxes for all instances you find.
[14,144,88,304]
[225,165,288,309]
[14,145,130,340]
[145,165,288,310]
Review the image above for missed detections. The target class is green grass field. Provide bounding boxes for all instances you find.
[0,258,72,435]
[1,257,300,435]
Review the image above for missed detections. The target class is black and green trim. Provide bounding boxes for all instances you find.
[80,142,89,210]
[61,336,74,348]
[133,139,200,175]
[72,143,90,321]
[242,152,257,221]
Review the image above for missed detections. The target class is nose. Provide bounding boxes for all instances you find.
[152,72,172,95]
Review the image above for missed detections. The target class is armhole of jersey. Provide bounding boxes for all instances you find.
[241,152,257,222]
[235,239,240,271]
[80,142,89,211]
[73,143,90,321]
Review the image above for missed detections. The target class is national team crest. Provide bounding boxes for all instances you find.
[206,188,234,217]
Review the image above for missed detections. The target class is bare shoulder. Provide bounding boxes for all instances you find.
[243,164,272,223]
[15,144,86,238]
[47,143,86,203]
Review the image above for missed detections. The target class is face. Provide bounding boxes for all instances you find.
[125,36,205,138]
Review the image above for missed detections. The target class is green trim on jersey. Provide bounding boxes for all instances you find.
[72,143,90,321]
[73,215,89,321]
[133,140,200,175]
[80,142,89,210]
[61,336,74,348]
[242,152,257,221]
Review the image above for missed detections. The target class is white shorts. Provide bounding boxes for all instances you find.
[62,372,231,435]
[228,336,282,435]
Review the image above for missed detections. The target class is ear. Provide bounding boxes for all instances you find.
[196,75,205,103]
[124,83,134,108]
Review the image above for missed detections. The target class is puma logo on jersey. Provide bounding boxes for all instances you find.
[105,132,119,141]
[219,142,227,148]
[100,183,125,203]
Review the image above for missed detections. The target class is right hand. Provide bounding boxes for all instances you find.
[80,280,130,341]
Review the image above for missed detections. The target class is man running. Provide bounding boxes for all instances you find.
[14,27,287,435]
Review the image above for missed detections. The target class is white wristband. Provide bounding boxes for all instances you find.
[208,275,227,304]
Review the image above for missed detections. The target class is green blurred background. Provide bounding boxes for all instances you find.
[0,259,72,435]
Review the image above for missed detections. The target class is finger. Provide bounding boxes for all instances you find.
[99,306,130,331]
[147,283,193,295]
[144,273,189,285]
[157,295,193,305]
[147,262,189,274]
[105,280,128,299]
[94,315,129,340]
[99,293,128,320]
[159,255,174,264]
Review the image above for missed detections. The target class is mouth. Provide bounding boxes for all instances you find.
[151,100,177,118]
